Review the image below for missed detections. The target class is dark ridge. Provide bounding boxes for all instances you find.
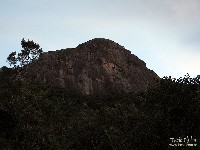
[77,38,125,49]
[18,38,158,95]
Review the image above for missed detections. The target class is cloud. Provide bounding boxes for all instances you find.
[0,0,200,77]
[169,0,200,17]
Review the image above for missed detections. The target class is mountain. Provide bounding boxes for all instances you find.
[21,38,158,95]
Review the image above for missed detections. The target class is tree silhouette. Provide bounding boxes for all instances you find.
[7,38,43,68]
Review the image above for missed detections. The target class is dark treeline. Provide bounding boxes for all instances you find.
[0,67,199,149]
[1,39,199,149]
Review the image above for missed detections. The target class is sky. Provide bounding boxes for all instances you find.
[0,0,200,78]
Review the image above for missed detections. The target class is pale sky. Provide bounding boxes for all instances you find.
[0,0,200,78]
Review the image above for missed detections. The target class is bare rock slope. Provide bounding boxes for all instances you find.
[25,38,158,95]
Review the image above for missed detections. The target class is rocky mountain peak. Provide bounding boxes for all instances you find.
[77,38,124,50]
[22,38,158,95]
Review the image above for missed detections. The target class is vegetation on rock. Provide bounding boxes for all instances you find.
[0,39,199,149]
[7,38,43,68]
[0,66,199,149]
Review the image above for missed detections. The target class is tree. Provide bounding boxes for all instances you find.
[141,74,200,148]
[7,38,43,68]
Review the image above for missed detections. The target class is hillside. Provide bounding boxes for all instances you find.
[19,38,158,95]
[0,39,199,149]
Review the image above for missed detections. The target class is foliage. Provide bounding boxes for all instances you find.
[0,70,199,149]
[7,39,43,68]
[141,74,200,148]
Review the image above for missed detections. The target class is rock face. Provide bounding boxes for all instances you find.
[24,38,158,95]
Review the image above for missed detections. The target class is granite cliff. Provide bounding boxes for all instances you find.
[22,38,158,95]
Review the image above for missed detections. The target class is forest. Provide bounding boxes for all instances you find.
[0,39,199,149]
[0,66,199,149]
